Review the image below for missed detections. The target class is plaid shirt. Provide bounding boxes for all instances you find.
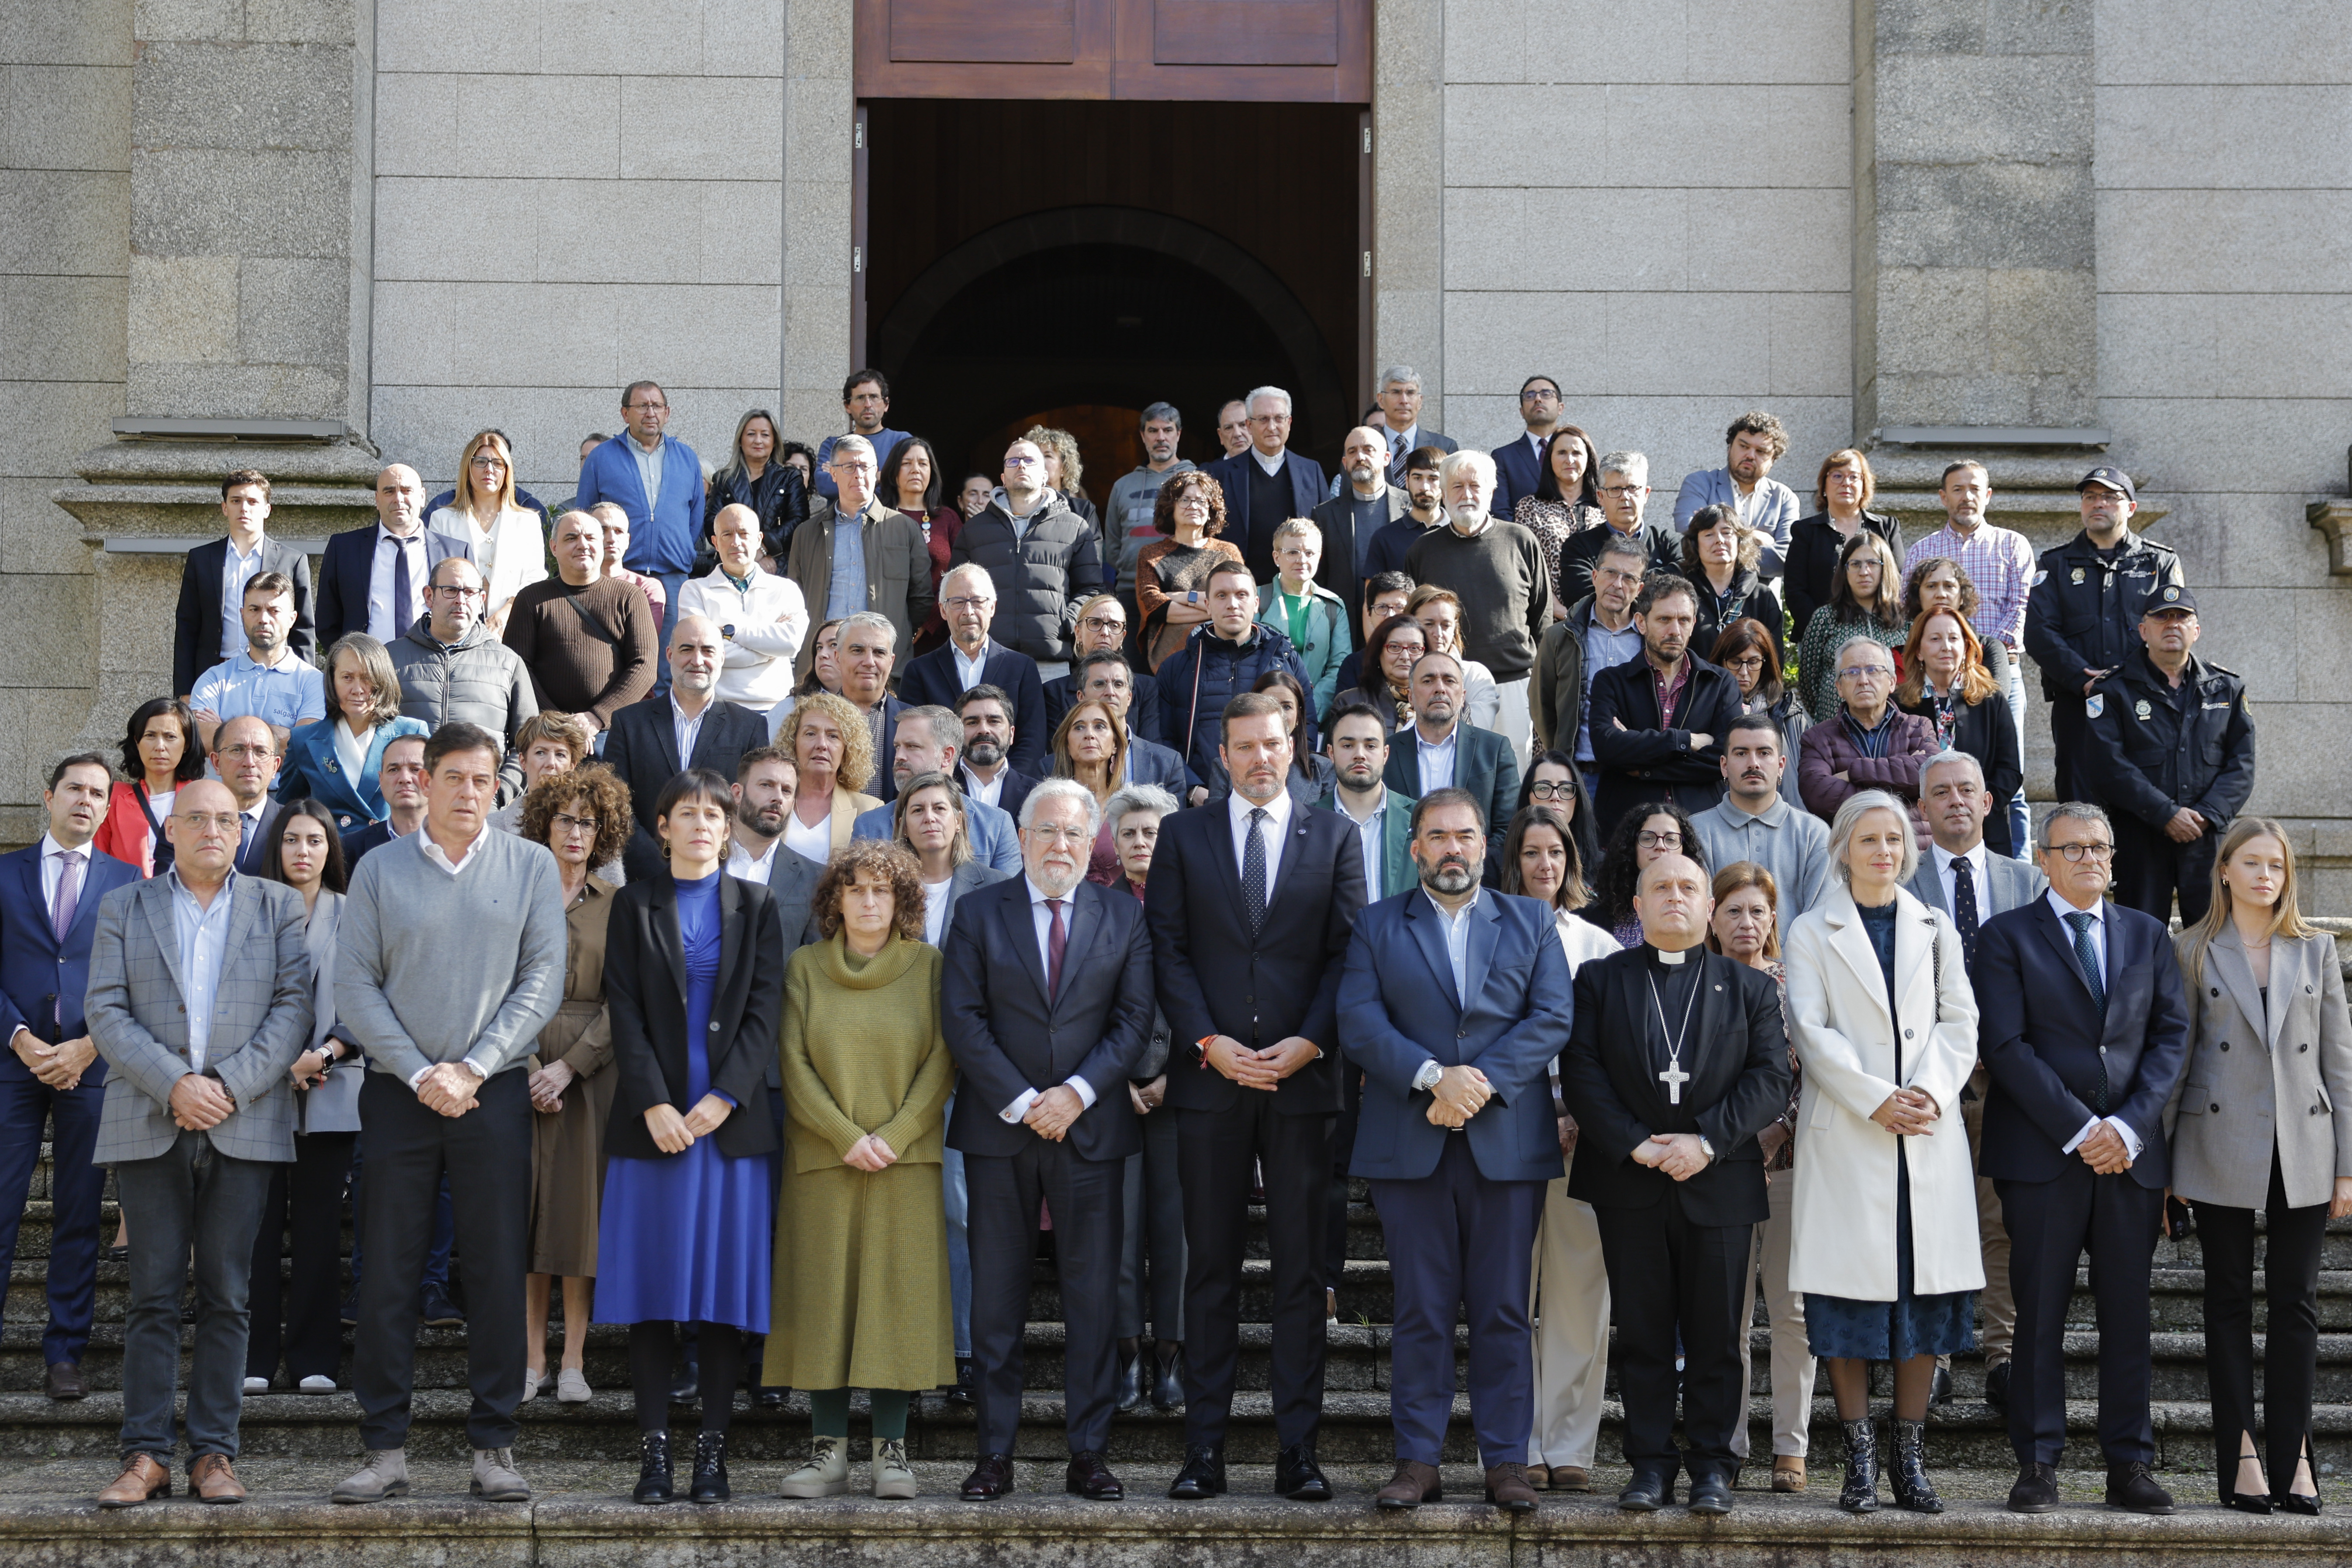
[1652,657,1693,727]
[1904,522,2034,649]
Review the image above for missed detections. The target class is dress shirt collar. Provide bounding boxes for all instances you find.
[1251,446,1287,477]
[1932,840,1988,883]
[419,823,490,876]
[1228,785,1293,840]
[1720,794,1791,829]
[1025,876,1077,912]
[727,832,781,882]
[1334,783,1386,825]
[41,832,81,863]
[377,520,423,546]
[628,432,664,458]
[2046,888,2103,931]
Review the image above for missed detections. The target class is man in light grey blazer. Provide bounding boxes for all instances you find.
[1905,749,2048,1411]
[84,779,312,1507]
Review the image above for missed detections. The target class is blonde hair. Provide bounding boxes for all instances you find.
[456,429,519,516]
[2177,817,2315,989]
[1270,516,1322,550]
[783,690,876,795]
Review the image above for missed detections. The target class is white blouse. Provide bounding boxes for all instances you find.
[427,503,547,623]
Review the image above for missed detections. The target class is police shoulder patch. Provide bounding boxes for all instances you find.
[2030,570,2048,587]
[2084,694,2103,718]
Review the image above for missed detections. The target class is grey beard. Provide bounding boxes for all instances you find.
[1420,860,1474,895]
[966,738,1003,768]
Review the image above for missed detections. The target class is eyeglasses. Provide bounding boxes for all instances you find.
[2051,841,2115,863]
[434,585,486,599]
[175,812,244,831]
[1726,654,1766,671]
[1520,388,1560,402]
[1600,484,1646,498]
[216,745,275,762]
[551,813,598,834]
[1025,825,1092,846]
[942,595,994,611]
[1528,781,1577,800]
[1837,665,1892,682]
[1636,830,1682,849]
[1003,455,1041,468]
[626,400,667,412]
[1079,615,1125,632]
[468,455,508,470]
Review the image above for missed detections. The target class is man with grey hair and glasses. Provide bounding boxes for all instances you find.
[1973,800,2189,1516]
[1203,386,1328,583]
[1559,452,1680,601]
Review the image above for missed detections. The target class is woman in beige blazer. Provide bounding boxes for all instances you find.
[2165,818,2352,1515]
[775,690,882,865]
[1783,791,1980,1516]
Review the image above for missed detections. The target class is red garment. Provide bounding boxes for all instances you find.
[907,505,963,654]
[91,781,163,877]
[1651,657,1693,728]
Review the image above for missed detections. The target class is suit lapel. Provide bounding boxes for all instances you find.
[1001,882,1052,1006]
[2033,899,2100,1006]
[142,877,187,999]
[1053,882,1107,1015]
[2267,939,2305,1050]
[1822,896,1890,1024]
[1403,893,1457,1004]
[648,876,684,996]
[1195,806,1246,925]
[2208,928,2269,1052]
[1266,808,1313,911]
[1463,895,1501,1011]
[16,852,50,955]
[716,873,743,1002]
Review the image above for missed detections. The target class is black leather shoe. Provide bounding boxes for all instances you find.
[2274,1490,2323,1516]
[43,1361,86,1401]
[1618,1465,1675,1512]
[2106,1461,2174,1515]
[1276,1442,1332,1502]
[1930,1364,1954,1406]
[960,1452,1014,1502]
[756,1386,785,1411]
[1065,1451,1123,1501]
[1686,1471,1733,1516]
[668,1345,700,1404]
[689,1431,730,1502]
[1150,1349,1184,1411]
[419,1285,464,1327]
[1983,1360,2010,1414]
[946,1357,975,1406]
[1167,1441,1225,1500]
[2008,1461,2060,1514]
[633,1431,673,1504]
[1115,1353,1145,1414]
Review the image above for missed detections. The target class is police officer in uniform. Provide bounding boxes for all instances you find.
[2079,584,2254,925]
[2024,467,2186,801]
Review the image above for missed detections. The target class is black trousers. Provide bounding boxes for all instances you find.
[1325,1066,1363,1292]
[245,1131,356,1383]
[354,1069,531,1452]
[2109,812,2217,926]
[2193,1153,2329,1499]
[1177,1098,1334,1447]
[1997,1162,2163,1466]
[967,1137,1125,1456]
[2048,693,2089,803]
[1593,1196,1752,1475]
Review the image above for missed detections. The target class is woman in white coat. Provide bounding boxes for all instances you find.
[428,428,547,633]
[1784,789,1979,1516]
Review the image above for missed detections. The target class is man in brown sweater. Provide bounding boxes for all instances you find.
[501,509,658,739]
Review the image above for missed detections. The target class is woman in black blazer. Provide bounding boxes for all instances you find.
[1894,609,2022,855]
[1783,449,1901,638]
[594,768,785,1506]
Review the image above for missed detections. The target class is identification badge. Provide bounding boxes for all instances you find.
[2134,699,2153,720]
[2071,567,2086,584]
[2086,694,2104,718]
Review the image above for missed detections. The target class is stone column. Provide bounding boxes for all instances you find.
[1372,0,1443,430]
[1853,0,2097,434]
[781,0,855,442]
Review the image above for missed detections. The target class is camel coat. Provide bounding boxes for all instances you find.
[526,878,619,1278]
[2165,926,2352,1211]
[762,933,956,1392]
[1783,884,1984,1301]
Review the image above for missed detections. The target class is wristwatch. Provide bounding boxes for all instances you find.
[1411,1061,1444,1093]
[1696,1135,1716,1161]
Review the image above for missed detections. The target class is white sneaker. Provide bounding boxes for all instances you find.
[242,1376,269,1394]
[779,1435,849,1498]
[299,1375,337,1395]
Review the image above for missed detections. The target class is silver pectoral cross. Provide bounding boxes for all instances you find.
[1658,1063,1691,1104]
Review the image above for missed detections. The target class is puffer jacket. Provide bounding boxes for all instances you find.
[386,615,539,801]
[1153,621,1311,793]
[948,490,1106,664]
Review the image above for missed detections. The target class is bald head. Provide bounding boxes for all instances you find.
[164,778,241,881]
[209,715,280,810]
[670,613,723,699]
[374,463,427,535]
[711,502,762,575]
[1633,853,1712,951]
[1341,425,1390,493]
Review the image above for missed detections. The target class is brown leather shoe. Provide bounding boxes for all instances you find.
[1374,1460,1442,1509]
[1772,1457,1806,1493]
[1550,1465,1591,1492]
[189,1454,246,1504]
[1484,1462,1539,1512]
[44,1361,86,1401]
[1525,1462,1550,1489]
[97,1453,172,1509]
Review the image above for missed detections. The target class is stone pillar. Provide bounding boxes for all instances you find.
[1853,0,2097,434]
[781,0,855,442]
[1372,0,1443,430]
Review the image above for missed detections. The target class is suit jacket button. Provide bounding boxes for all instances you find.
[709,1021,720,1032]
[1904,1029,1914,1039]
[2312,1105,2323,1116]
[2211,1103,2221,1112]
[2220,1042,2230,1051]
[2210,987,2221,997]
[2300,1043,2310,1053]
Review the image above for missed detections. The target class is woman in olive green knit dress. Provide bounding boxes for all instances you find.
[764,839,956,1500]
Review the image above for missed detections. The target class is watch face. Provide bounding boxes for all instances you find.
[722,624,737,639]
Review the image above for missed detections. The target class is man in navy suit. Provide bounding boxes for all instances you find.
[1975,801,2189,1516]
[173,469,315,698]
[605,616,771,880]
[955,685,1039,826]
[1489,376,1562,519]
[897,563,1048,777]
[1145,691,1365,1503]
[0,756,139,1402]
[1337,787,1572,1513]
[1202,387,1328,583]
[316,465,475,648]
[941,780,1157,1504]
[1380,653,1518,862]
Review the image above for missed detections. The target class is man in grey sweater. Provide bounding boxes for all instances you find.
[1690,713,1830,948]
[330,722,566,1506]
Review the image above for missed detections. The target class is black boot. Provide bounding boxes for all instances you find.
[1150,1346,1184,1411]
[633,1430,674,1504]
[1115,1350,1145,1414]
[1886,1417,1943,1513]
[1837,1418,1880,1514]
[689,1430,730,1503]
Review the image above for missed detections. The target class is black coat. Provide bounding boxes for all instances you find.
[901,640,1050,778]
[1782,511,1901,644]
[1688,567,1786,671]
[2023,529,2187,701]
[940,876,1155,1163]
[315,525,476,649]
[603,695,773,881]
[1144,800,1365,1116]
[948,497,1106,664]
[2079,649,2255,833]
[1585,655,1743,844]
[1310,484,1411,628]
[602,871,786,1162]
[173,536,317,697]
[1557,522,1679,603]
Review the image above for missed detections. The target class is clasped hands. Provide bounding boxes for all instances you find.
[12,1029,94,1091]
[1204,1034,1319,1091]
[2077,1119,2133,1175]
[643,1093,734,1155]
[1631,1131,1710,1180]
[528,1058,576,1113]
[1425,1064,1492,1129]
[168,1071,235,1131]
[1870,1086,1940,1137]
[1024,1084,1086,1142]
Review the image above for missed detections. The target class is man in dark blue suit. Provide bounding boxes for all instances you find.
[1380,653,1519,862]
[1201,387,1328,583]
[605,616,771,881]
[1058,653,1186,794]
[315,464,475,648]
[955,685,1040,826]
[1975,801,2189,1516]
[1337,787,1572,1513]
[941,780,1157,1504]
[1488,376,1561,518]
[896,564,1049,777]
[1145,691,1364,1503]
[1042,597,1162,748]
[172,470,315,697]
[0,755,140,1401]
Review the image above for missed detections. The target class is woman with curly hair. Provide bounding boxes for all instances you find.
[1899,555,2010,696]
[515,763,632,1408]
[777,689,881,865]
[1795,531,1906,723]
[1582,801,1709,948]
[598,769,787,1504]
[491,712,622,884]
[94,696,207,876]
[767,838,955,1501]
[1025,425,1100,535]
[1136,470,1244,669]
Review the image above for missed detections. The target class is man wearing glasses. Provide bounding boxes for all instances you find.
[1491,376,1563,518]
[1794,638,1937,839]
[899,563,1050,777]
[574,380,706,672]
[1201,386,1328,583]
[1973,803,2189,1517]
[386,558,539,803]
[1041,595,1161,749]
[1558,452,1682,602]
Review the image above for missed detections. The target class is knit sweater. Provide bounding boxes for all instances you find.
[1404,520,1554,682]
[501,575,658,728]
[336,827,568,1086]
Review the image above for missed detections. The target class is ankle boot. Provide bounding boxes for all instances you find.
[689,1431,730,1503]
[1887,1417,1941,1513]
[1837,1417,1880,1514]
[633,1430,674,1504]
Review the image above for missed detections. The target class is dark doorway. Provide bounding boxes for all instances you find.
[866,99,1362,505]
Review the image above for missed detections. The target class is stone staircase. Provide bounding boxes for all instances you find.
[10,1137,2352,1478]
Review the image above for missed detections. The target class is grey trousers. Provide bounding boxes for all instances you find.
[1117,1106,1185,1341]
[114,1129,277,1463]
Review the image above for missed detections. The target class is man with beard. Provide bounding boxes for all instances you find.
[1691,714,1830,947]
[850,705,1020,873]
[1404,450,1552,756]
[1585,574,1742,842]
[1146,692,1364,1502]
[1311,426,1413,626]
[1335,787,1573,1512]
[1379,653,1518,863]
[1559,853,1790,1515]
[1363,447,1450,583]
[955,685,1038,825]
[1672,411,1801,578]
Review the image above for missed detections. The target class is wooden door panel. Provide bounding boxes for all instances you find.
[1151,0,1339,67]
[888,0,1078,63]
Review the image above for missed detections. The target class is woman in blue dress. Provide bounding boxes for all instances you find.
[595,768,786,1505]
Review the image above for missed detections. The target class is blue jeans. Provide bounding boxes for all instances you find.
[115,1130,276,1462]
[2003,660,2031,859]
[942,1093,972,1359]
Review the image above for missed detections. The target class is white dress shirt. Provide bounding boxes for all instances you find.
[38,833,84,911]
[2044,890,2140,1160]
[169,869,237,1073]
[1932,841,1991,917]
[419,823,489,878]
[1334,787,1389,903]
[671,693,710,770]
[953,639,992,696]
[1415,724,1460,793]
[221,536,266,659]
[1227,787,1293,889]
[997,878,1102,1124]
[1430,887,1479,1008]
[962,763,1007,809]
[367,525,432,640]
[726,833,784,886]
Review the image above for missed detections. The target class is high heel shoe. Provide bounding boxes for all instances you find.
[2273,1437,2322,1515]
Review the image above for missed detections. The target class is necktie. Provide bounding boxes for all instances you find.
[391,534,413,636]
[50,850,82,944]
[2066,909,2110,1112]
[1950,855,1980,975]
[1243,808,1269,932]
[235,812,260,874]
[1045,898,1068,1002]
